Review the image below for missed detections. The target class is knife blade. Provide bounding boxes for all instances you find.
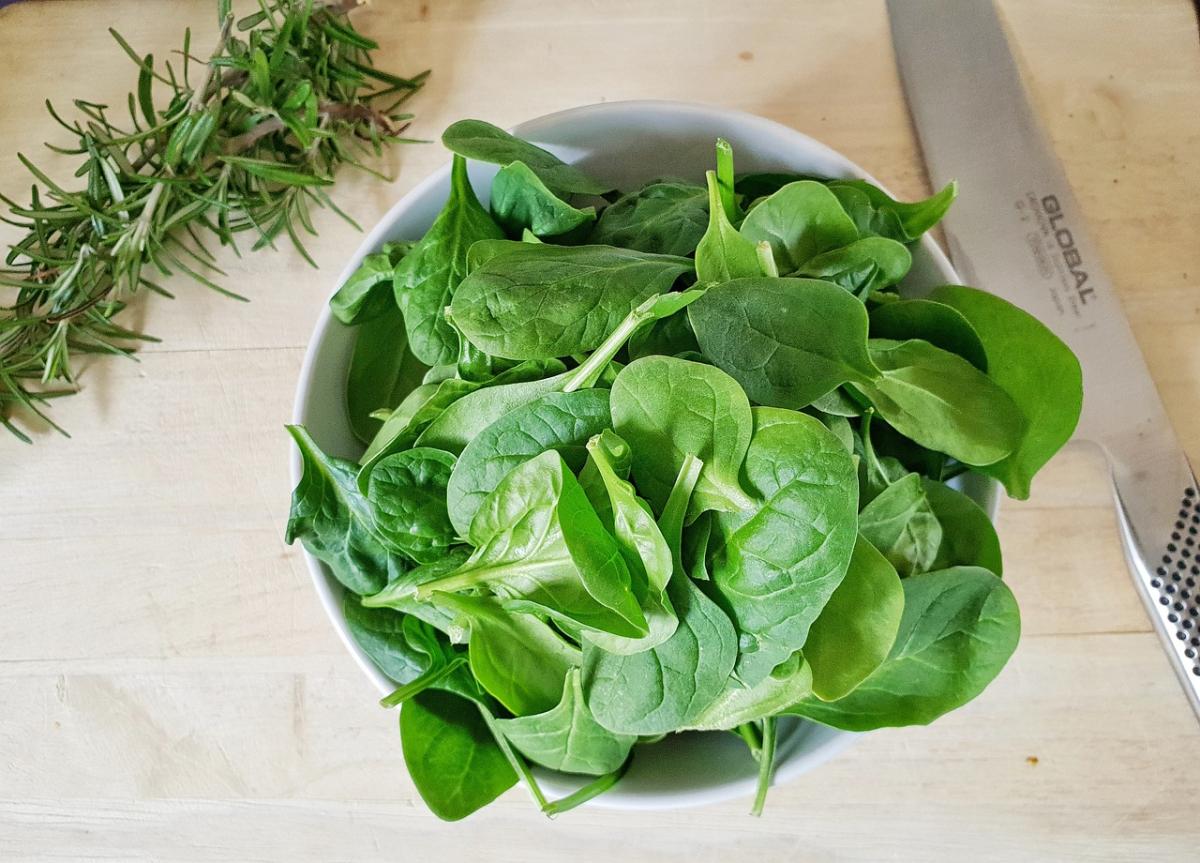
[887,0,1200,717]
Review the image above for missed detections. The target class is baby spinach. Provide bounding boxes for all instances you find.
[393,154,505,365]
[869,298,988,371]
[285,425,388,595]
[330,242,410,325]
[290,122,1082,819]
[610,355,756,519]
[852,338,1023,466]
[695,170,760,284]
[739,180,858,272]
[495,669,636,775]
[424,451,647,638]
[684,652,813,731]
[710,407,858,685]
[923,477,1003,574]
[803,536,904,701]
[367,448,457,564]
[589,180,708,256]
[795,236,911,297]
[689,277,879,409]
[828,179,957,243]
[400,689,517,821]
[584,456,739,734]
[857,472,942,577]
[441,118,610,195]
[929,285,1082,498]
[434,592,579,716]
[489,160,596,238]
[445,388,612,535]
[785,566,1019,730]
[451,244,693,360]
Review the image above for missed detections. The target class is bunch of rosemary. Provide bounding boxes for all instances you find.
[0,0,428,441]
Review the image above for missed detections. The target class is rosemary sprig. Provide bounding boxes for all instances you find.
[0,0,429,442]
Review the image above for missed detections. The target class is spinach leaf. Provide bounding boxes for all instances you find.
[346,308,425,444]
[421,451,648,638]
[451,244,693,360]
[869,298,988,371]
[579,430,679,655]
[858,472,942,577]
[358,377,479,490]
[929,285,1082,498]
[851,338,1023,467]
[610,355,756,519]
[711,407,859,684]
[694,170,761,284]
[856,409,908,504]
[739,180,858,272]
[343,599,441,684]
[415,363,569,454]
[434,592,579,716]
[684,653,813,731]
[367,448,457,564]
[689,277,879,409]
[465,237,529,272]
[589,180,708,256]
[400,689,517,821]
[795,236,911,297]
[827,179,957,243]
[626,307,699,360]
[490,160,596,237]
[734,171,822,201]
[441,118,610,195]
[329,244,406,325]
[393,154,505,365]
[923,477,1003,574]
[495,669,635,775]
[785,566,1019,729]
[584,456,738,734]
[803,535,904,701]
[285,425,388,595]
[445,388,611,535]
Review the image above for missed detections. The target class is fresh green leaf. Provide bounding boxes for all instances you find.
[285,425,387,595]
[739,180,858,272]
[710,407,859,684]
[923,477,1003,574]
[610,355,756,519]
[804,535,904,701]
[852,339,1023,467]
[684,652,813,731]
[695,170,761,284]
[489,160,596,237]
[785,566,1019,729]
[441,119,610,195]
[393,154,505,365]
[445,388,612,535]
[689,277,879,409]
[795,237,911,297]
[929,285,1082,498]
[495,669,635,775]
[400,689,517,821]
[827,179,957,243]
[869,298,988,371]
[589,180,708,256]
[858,472,942,577]
[451,243,693,360]
[434,592,579,716]
[368,448,457,564]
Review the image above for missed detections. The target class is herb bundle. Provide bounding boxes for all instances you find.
[286,120,1083,819]
[0,0,428,441]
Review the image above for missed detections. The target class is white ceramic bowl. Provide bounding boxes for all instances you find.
[291,100,996,810]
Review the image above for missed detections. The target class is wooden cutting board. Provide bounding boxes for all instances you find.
[1,1,1198,859]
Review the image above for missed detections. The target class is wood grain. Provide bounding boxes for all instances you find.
[1,0,1198,860]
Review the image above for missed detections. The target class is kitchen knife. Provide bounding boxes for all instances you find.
[887,0,1200,716]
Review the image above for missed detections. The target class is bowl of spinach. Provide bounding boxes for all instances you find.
[287,101,1082,818]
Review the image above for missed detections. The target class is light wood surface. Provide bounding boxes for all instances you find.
[2,1,1199,860]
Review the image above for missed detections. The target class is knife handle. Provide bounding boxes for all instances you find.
[1110,445,1200,718]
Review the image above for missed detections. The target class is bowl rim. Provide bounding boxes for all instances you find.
[290,98,972,810]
